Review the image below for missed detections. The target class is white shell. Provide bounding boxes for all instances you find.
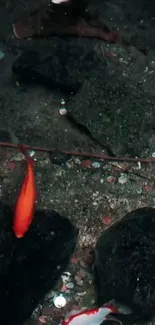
[59,108,67,116]
[53,294,67,308]
[52,0,69,4]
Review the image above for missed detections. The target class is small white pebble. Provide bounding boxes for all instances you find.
[92,191,99,197]
[28,150,35,157]
[61,272,71,284]
[66,160,74,168]
[100,178,104,184]
[13,153,24,161]
[59,108,67,116]
[137,161,141,169]
[74,158,81,165]
[77,291,86,296]
[66,282,74,289]
[53,295,66,308]
[92,161,100,168]
[61,98,66,105]
[52,0,68,4]
[118,173,128,185]
[152,152,155,158]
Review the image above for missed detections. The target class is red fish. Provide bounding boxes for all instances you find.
[13,145,37,238]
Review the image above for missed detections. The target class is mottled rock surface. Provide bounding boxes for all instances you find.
[67,63,155,156]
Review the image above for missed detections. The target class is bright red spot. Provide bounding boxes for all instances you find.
[81,160,92,168]
[70,256,78,264]
[39,316,47,324]
[101,215,112,226]
[60,284,67,292]
[144,185,153,192]
[8,161,16,170]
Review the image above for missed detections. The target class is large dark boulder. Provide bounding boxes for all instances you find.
[0,202,78,325]
[0,0,51,39]
[94,207,155,324]
[67,63,155,156]
[12,38,100,93]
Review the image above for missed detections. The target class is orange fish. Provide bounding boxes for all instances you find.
[13,145,37,238]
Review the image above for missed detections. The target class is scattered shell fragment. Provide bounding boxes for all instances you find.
[61,98,66,105]
[28,150,35,157]
[92,161,101,168]
[53,294,67,308]
[66,159,74,168]
[137,162,141,169]
[106,175,116,184]
[61,272,71,284]
[74,275,84,287]
[77,291,86,296]
[118,173,128,184]
[66,282,74,289]
[13,152,24,161]
[74,158,81,165]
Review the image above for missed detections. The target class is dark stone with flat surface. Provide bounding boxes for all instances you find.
[94,207,155,324]
[67,63,155,156]
[0,202,78,325]
[12,38,100,93]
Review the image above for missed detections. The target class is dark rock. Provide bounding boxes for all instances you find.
[12,38,101,93]
[0,202,78,325]
[101,321,123,325]
[26,320,40,325]
[87,0,155,51]
[0,0,51,39]
[67,62,155,156]
[94,207,155,324]
[12,0,90,40]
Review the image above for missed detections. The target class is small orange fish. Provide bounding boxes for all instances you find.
[13,145,37,238]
